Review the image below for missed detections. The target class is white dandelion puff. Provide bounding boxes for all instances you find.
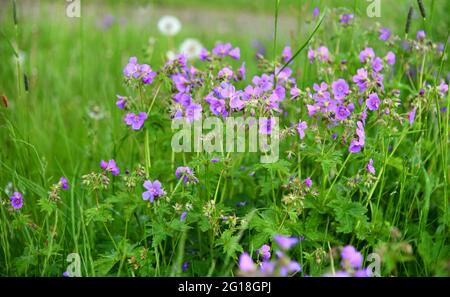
[179,38,203,60]
[157,15,181,36]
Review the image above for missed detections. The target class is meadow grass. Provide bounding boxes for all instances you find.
[0,0,449,276]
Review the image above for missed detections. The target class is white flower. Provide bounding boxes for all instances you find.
[157,15,181,36]
[179,38,203,60]
[166,50,176,61]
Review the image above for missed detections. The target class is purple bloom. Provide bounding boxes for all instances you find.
[371,57,383,72]
[60,177,69,190]
[313,7,319,18]
[182,262,189,272]
[239,252,255,272]
[175,166,199,184]
[116,95,127,109]
[366,93,380,111]
[297,120,307,139]
[123,56,139,78]
[341,245,363,269]
[354,268,372,277]
[349,121,365,153]
[359,47,375,63]
[336,105,351,121]
[257,244,271,261]
[142,180,165,202]
[386,51,396,65]
[228,47,241,60]
[259,118,276,135]
[63,271,70,277]
[339,13,354,24]
[199,48,210,61]
[408,107,417,126]
[180,211,187,221]
[273,235,299,250]
[307,48,315,63]
[416,30,426,41]
[218,67,234,80]
[353,68,368,92]
[100,159,120,176]
[316,46,329,62]
[331,79,349,100]
[366,159,376,174]
[304,177,313,188]
[185,103,202,122]
[260,261,275,275]
[211,157,220,163]
[139,64,157,85]
[282,46,292,62]
[290,86,300,98]
[379,27,391,41]
[212,42,232,57]
[10,192,23,209]
[438,80,448,96]
[237,62,246,80]
[124,112,147,130]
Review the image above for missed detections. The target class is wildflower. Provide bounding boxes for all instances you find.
[10,192,23,209]
[142,180,166,202]
[60,177,69,190]
[179,38,203,60]
[100,159,120,176]
[212,42,232,58]
[63,271,70,277]
[304,177,313,188]
[257,245,271,261]
[124,112,147,130]
[239,252,256,272]
[180,211,187,221]
[379,27,391,41]
[366,93,380,111]
[349,121,365,153]
[416,30,426,41]
[175,166,199,184]
[339,13,354,24]
[359,47,375,63]
[185,103,202,122]
[228,47,241,60]
[237,62,246,81]
[354,268,372,277]
[331,79,349,100]
[218,67,234,80]
[336,105,351,121]
[313,7,319,18]
[211,157,220,163]
[341,245,363,269]
[116,95,127,109]
[438,80,448,96]
[296,120,307,139]
[316,46,330,62]
[259,118,276,135]
[123,56,139,78]
[157,15,181,36]
[139,64,157,85]
[273,235,299,250]
[182,262,189,272]
[408,107,417,126]
[280,261,302,276]
[366,159,376,174]
[386,51,396,65]
[290,86,300,98]
[307,48,315,63]
[353,68,368,92]
[282,46,292,62]
[371,57,383,72]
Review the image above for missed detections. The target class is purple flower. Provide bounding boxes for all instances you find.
[371,57,383,72]
[218,67,234,80]
[211,157,220,163]
[259,118,276,135]
[341,245,363,269]
[260,261,275,275]
[182,262,189,272]
[354,268,372,277]
[349,121,365,153]
[175,166,199,184]
[237,62,246,80]
[239,252,255,272]
[290,86,300,98]
[282,46,292,62]
[316,46,329,62]
[212,42,232,57]
[313,7,319,18]
[180,211,187,221]
[336,105,351,121]
[366,159,376,174]
[142,180,165,202]
[60,177,69,190]
[379,27,391,41]
[359,47,375,63]
[366,93,380,111]
[297,120,307,139]
[386,51,396,65]
[416,30,426,41]
[123,56,139,78]
[438,80,448,96]
[273,235,299,250]
[124,112,147,130]
[228,47,241,60]
[257,245,271,261]
[353,68,368,92]
[63,271,70,277]
[339,13,354,24]
[307,48,315,63]
[408,107,417,126]
[10,192,23,209]
[116,95,127,109]
[139,64,157,85]
[185,103,202,122]
[331,79,349,100]
[304,177,312,188]
[199,48,210,61]
[100,159,120,176]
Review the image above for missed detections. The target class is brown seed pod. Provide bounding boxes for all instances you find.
[1,95,8,108]
[405,6,413,35]
[417,0,426,19]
